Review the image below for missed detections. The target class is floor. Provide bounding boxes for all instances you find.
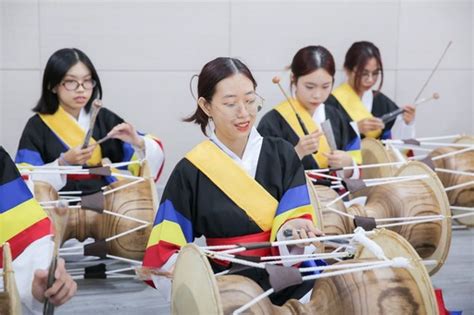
[57,228,474,314]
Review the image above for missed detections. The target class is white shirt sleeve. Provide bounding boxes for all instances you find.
[30,159,67,192]
[0,235,54,315]
[138,137,165,181]
[391,116,416,140]
[276,219,316,267]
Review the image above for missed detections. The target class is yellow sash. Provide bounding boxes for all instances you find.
[39,106,102,165]
[275,99,331,168]
[332,83,381,139]
[185,140,278,232]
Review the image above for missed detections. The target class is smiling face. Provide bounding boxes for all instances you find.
[294,68,333,115]
[55,62,94,117]
[201,73,258,148]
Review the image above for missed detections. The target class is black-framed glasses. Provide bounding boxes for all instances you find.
[61,79,97,91]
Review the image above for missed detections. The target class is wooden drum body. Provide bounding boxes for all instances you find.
[34,164,157,261]
[361,136,474,226]
[360,138,400,179]
[428,136,474,226]
[171,230,438,315]
[311,161,451,275]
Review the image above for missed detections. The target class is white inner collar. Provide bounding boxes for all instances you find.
[209,127,263,178]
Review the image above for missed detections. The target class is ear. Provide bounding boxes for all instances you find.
[197,97,211,117]
[343,67,351,78]
[290,73,296,86]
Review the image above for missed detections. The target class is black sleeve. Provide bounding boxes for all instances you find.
[274,138,307,192]
[325,95,353,126]
[16,115,64,164]
[325,105,355,150]
[159,159,197,235]
[1,146,23,184]
[258,110,319,170]
[258,110,291,142]
[372,92,400,132]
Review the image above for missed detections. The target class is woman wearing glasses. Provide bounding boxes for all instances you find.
[326,41,416,140]
[258,46,359,177]
[143,57,323,305]
[15,48,164,192]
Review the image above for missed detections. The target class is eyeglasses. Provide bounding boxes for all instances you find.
[212,94,264,115]
[360,70,381,80]
[61,79,97,91]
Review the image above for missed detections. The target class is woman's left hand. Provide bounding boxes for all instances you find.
[282,219,324,248]
[107,123,144,149]
[402,104,416,124]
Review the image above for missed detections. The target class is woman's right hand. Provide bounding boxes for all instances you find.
[357,117,385,136]
[59,145,96,165]
[294,130,323,159]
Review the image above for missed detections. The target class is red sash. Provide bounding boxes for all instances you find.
[206,230,272,267]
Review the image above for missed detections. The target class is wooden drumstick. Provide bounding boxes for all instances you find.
[414,92,440,106]
[43,201,69,315]
[134,266,173,281]
[272,76,310,135]
[95,135,112,145]
[413,41,452,102]
[273,76,319,154]
[82,99,102,149]
[381,92,440,124]
[282,228,344,246]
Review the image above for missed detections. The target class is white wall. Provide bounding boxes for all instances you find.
[1,0,472,187]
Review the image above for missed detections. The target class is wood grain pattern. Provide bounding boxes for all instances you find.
[310,162,451,275]
[34,164,157,261]
[429,136,474,226]
[172,230,437,315]
[361,136,474,227]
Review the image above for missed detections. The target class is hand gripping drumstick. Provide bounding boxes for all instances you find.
[380,92,440,124]
[273,76,317,154]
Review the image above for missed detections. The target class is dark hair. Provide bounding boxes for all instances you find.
[291,45,336,83]
[343,41,384,93]
[184,57,257,135]
[33,48,102,114]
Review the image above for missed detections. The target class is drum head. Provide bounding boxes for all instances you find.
[361,138,398,179]
[450,136,474,226]
[356,229,438,314]
[305,174,326,232]
[396,161,451,275]
[172,244,223,315]
[309,184,353,236]
[453,135,474,145]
